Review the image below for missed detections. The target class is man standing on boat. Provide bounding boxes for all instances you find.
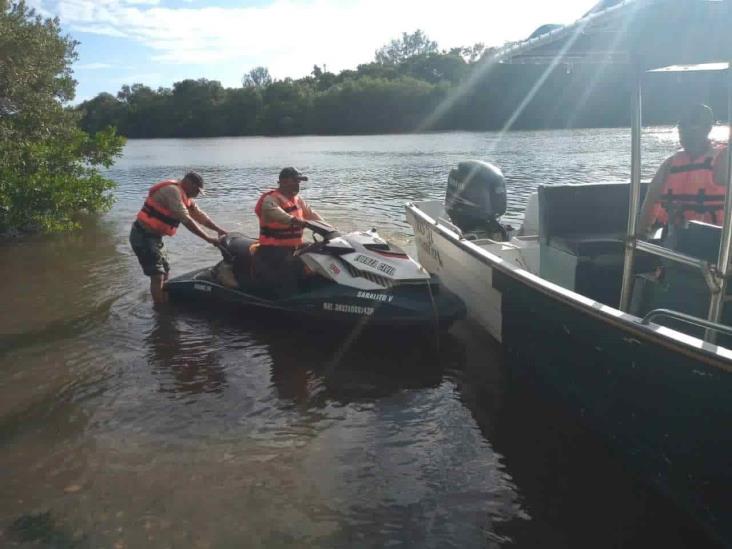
[253,167,326,296]
[130,171,228,305]
[638,104,728,248]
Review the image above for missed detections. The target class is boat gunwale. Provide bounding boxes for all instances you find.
[406,200,732,372]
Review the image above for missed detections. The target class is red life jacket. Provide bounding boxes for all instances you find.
[136,180,192,236]
[652,145,726,227]
[254,190,304,247]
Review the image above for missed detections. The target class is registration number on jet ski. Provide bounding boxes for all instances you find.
[323,302,375,315]
[354,254,396,276]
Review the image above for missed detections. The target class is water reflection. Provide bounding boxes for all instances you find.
[0,219,124,337]
[131,305,522,547]
[164,302,454,409]
[452,322,718,548]
[145,309,227,396]
[265,328,453,409]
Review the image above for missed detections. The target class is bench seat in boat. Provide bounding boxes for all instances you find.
[538,182,651,306]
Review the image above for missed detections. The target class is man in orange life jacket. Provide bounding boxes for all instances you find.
[130,171,227,304]
[253,167,325,296]
[639,104,728,248]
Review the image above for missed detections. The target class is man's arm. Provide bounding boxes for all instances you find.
[153,187,219,244]
[262,195,327,227]
[261,195,296,225]
[300,199,324,222]
[182,217,219,244]
[637,158,671,237]
[189,202,227,235]
[714,145,729,187]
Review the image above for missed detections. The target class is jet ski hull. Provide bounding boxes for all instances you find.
[166,268,465,328]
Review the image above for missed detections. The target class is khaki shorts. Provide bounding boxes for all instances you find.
[129,221,170,276]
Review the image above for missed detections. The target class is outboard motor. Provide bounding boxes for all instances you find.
[445,160,508,239]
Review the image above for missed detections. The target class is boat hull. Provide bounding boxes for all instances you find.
[496,268,732,546]
[406,202,732,546]
[409,209,504,341]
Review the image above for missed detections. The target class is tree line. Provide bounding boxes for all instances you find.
[77,28,729,139]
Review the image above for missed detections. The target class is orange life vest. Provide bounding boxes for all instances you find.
[136,180,192,236]
[652,145,726,227]
[254,190,304,247]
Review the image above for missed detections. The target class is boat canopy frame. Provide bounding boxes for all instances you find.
[491,0,732,341]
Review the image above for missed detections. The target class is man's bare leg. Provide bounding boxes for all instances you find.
[150,274,168,304]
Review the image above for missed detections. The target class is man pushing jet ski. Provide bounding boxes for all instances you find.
[130,171,228,305]
[165,167,465,328]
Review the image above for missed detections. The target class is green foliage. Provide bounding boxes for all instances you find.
[73,27,723,140]
[313,77,446,134]
[171,78,226,137]
[374,29,439,65]
[0,0,76,141]
[78,92,125,134]
[354,62,400,81]
[0,125,123,233]
[401,53,468,85]
[242,66,273,88]
[449,43,489,63]
[220,87,262,135]
[115,83,172,137]
[311,65,337,92]
[260,79,313,134]
[0,1,124,235]
[75,28,479,137]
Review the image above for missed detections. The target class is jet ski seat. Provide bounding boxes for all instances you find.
[216,233,306,297]
[212,261,239,288]
[214,233,259,288]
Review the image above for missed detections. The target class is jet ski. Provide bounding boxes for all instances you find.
[165,220,465,328]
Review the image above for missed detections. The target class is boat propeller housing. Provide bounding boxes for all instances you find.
[445,160,507,233]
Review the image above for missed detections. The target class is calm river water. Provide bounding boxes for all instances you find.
[0,129,721,548]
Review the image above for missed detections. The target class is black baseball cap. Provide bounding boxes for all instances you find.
[279,167,309,182]
[182,171,205,194]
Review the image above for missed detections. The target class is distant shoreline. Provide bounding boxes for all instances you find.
[115,124,652,141]
[78,63,727,141]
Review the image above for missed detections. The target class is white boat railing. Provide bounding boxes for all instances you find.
[642,308,732,338]
[619,64,643,313]
[706,66,732,339]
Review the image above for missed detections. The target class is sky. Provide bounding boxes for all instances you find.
[26,0,599,103]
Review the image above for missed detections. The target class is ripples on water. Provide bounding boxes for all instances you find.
[0,130,717,547]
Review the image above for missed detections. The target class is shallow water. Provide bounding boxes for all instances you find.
[0,129,719,547]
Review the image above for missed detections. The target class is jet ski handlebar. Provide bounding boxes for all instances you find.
[214,222,340,263]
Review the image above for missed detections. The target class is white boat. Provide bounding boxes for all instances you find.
[406,0,732,545]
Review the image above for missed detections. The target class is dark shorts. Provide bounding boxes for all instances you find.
[129,221,169,276]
